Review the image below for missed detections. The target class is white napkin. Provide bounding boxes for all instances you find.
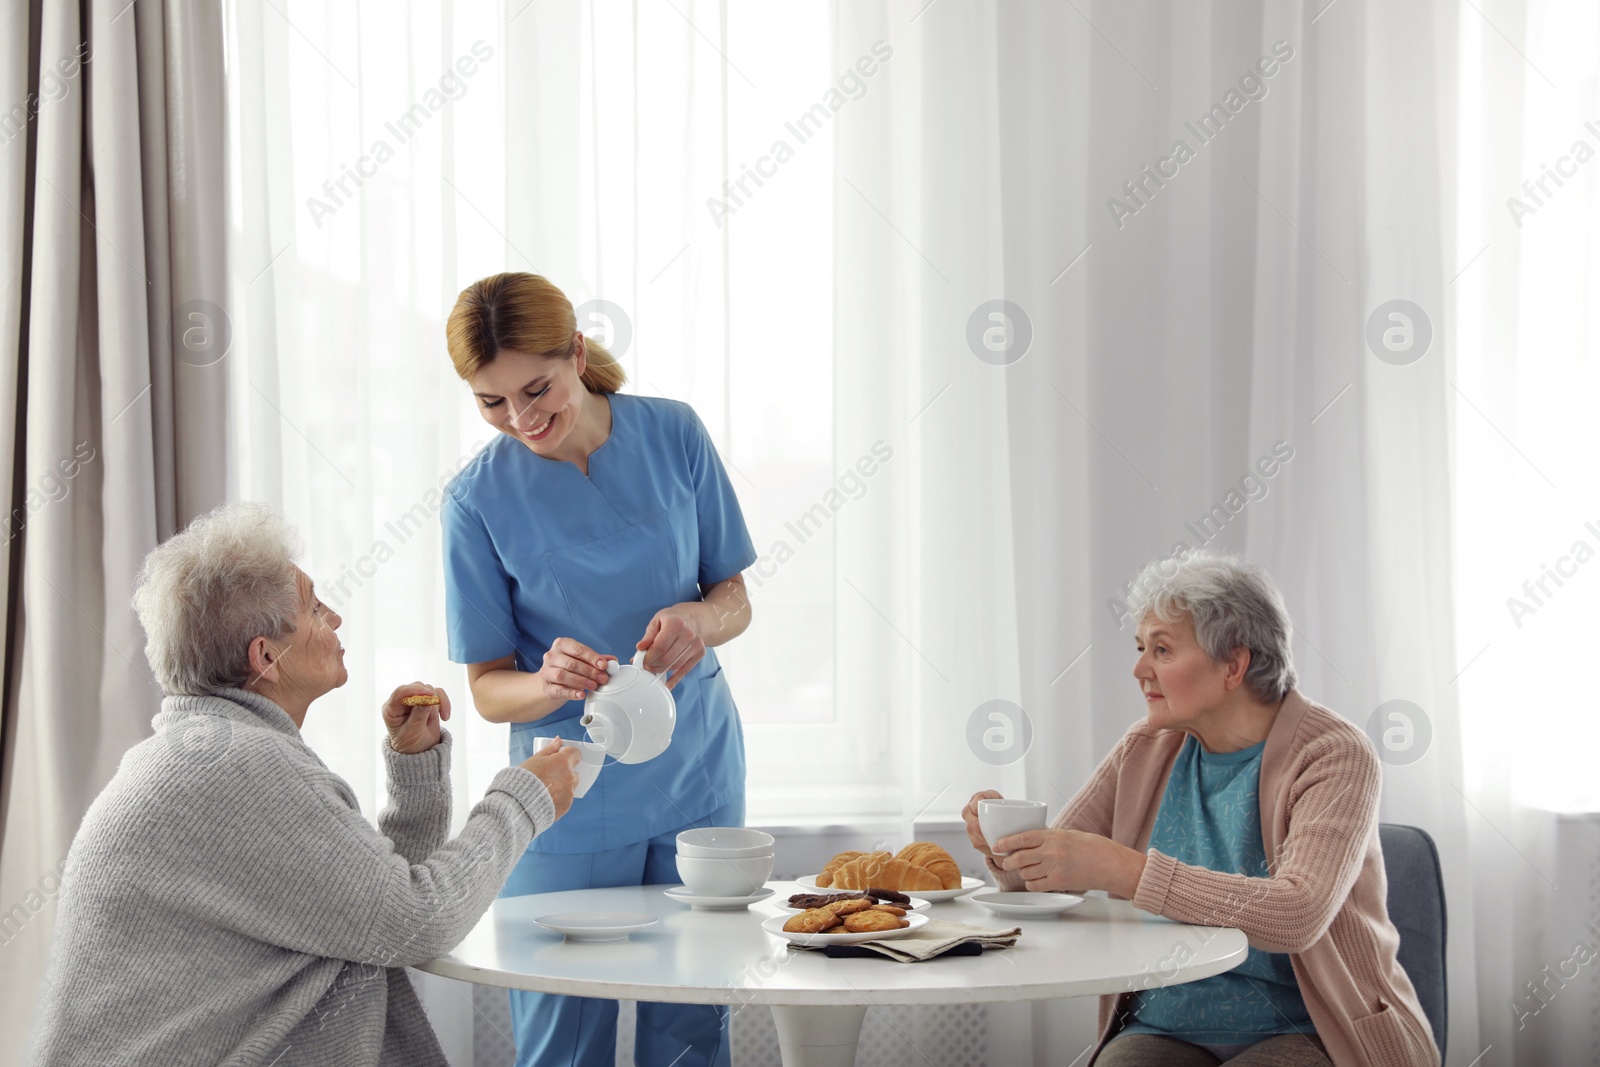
[797,918,1021,962]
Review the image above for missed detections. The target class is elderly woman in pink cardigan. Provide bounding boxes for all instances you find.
[963,552,1437,1067]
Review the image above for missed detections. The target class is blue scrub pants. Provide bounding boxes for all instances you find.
[501,799,742,1067]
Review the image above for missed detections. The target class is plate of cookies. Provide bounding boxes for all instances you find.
[763,901,930,946]
[797,843,984,903]
[778,889,931,914]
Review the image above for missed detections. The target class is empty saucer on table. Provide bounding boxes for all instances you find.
[761,911,930,947]
[969,891,1085,919]
[777,895,932,914]
[533,912,659,941]
[795,874,985,904]
[663,885,776,912]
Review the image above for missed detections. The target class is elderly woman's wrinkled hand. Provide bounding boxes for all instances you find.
[521,739,582,818]
[383,682,451,755]
[962,790,1004,859]
[997,828,1147,899]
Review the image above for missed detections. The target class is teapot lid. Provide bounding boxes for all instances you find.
[593,649,658,694]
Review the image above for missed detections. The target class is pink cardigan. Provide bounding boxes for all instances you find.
[988,690,1439,1067]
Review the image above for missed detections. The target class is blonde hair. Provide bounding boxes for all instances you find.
[445,272,626,393]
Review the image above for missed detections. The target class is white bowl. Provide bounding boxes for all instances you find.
[674,853,774,897]
[675,827,775,859]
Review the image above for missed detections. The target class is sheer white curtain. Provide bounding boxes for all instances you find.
[221,0,979,848]
[837,1,1492,1062]
[1453,1,1600,1063]
[221,0,860,1057]
[219,0,1592,1063]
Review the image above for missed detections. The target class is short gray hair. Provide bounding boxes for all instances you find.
[1126,550,1297,703]
[132,502,303,695]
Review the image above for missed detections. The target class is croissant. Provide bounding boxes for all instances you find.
[830,855,942,893]
[896,843,961,890]
[816,851,877,888]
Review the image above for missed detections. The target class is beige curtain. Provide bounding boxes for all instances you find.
[0,1,227,1060]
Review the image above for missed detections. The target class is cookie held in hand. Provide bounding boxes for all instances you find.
[401,694,442,707]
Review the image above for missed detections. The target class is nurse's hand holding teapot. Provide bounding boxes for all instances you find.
[634,577,748,689]
[535,577,748,700]
[537,637,616,702]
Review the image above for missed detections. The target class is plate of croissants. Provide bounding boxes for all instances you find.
[797,843,984,903]
[763,903,931,946]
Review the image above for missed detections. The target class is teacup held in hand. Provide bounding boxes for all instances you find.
[533,736,606,798]
[978,799,1048,856]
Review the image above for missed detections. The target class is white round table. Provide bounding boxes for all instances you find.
[418,881,1247,1066]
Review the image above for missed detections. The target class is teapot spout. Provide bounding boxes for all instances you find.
[580,701,633,759]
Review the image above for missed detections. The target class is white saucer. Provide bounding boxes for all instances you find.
[533,912,659,941]
[663,885,777,911]
[761,911,930,947]
[796,874,985,903]
[969,891,1085,919]
[777,894,931,914]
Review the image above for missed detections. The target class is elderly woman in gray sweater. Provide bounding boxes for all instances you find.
[27,502,581,1066]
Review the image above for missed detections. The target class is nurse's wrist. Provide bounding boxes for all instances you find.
[524,691,576,721]
[690,598,743,644]
[683,601,718,637]
[651,600,711,645]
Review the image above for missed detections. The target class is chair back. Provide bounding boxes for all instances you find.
[1379,822,1447,1059]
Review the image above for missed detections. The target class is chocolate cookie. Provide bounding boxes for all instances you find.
[787,892,870,910]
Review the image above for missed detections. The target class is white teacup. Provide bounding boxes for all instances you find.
[676,827,775,859]
[979,799,1048,856]
[532,737,606,799]
[675,853,773,897]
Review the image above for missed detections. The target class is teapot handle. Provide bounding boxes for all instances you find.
[632,648,673,679]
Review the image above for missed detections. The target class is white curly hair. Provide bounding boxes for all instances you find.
[131,502,303,695]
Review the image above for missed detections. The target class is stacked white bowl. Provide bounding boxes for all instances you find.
[674,827,775,898]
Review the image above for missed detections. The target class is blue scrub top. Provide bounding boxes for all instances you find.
[442,392,757,854]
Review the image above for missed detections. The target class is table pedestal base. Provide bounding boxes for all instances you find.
[769,1004,869,1067]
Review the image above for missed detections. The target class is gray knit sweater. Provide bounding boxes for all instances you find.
[26,687,556,1066]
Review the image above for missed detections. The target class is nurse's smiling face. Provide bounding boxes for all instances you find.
[470,339,590,458]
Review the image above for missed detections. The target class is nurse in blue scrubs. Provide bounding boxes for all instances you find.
[440,273,755,1067]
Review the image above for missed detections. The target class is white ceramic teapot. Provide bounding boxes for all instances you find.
[579,649,677,764]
